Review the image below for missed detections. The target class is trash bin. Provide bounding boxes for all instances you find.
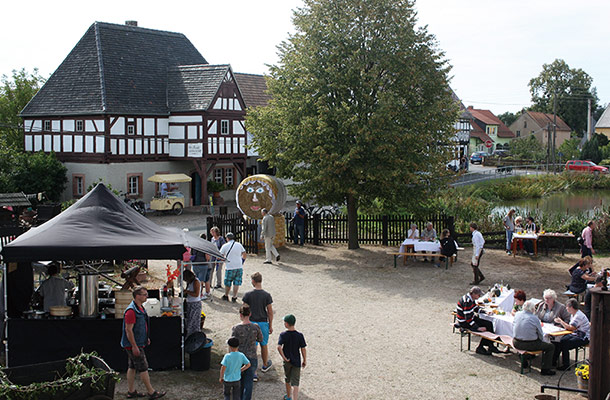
[185,332,213,371]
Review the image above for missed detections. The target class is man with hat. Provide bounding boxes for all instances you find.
[293,201,306,246]
[220,232,247,302]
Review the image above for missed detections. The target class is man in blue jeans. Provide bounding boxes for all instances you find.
[293,201,306,245]
[243,272,274,379]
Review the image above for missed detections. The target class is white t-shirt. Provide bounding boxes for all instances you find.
[220,240,246,271]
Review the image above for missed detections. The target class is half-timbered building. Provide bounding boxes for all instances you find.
[21,21,250,205]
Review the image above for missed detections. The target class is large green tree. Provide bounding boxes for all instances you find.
[247,0,457,249]
[0,68,45,150]
[529,59,597,136]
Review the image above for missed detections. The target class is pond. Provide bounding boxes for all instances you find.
[495,190,610,216]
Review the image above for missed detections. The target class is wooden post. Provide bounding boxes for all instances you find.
[588,288,610,400]
[313,214,320,246]
[382,215,389,246]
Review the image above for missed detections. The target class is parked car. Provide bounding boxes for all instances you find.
[565,160,608,174]
[470,151,487,164]
[446,159,460,172]
[493,149,510,158]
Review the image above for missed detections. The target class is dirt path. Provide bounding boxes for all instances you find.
[115,244,605,400]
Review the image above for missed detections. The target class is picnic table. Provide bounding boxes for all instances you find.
[479,312,571,340]
[512,232,538,257]
[476,287,515,313]
[538,232,575,256]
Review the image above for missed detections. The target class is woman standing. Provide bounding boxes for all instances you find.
[503,209,516,255]
[210,227,227,289]
[182,269,201,338]
[232,305,263,400]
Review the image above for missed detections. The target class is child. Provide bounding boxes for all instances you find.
[277,314,307,400]
[220,337,251,400]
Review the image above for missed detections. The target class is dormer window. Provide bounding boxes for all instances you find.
[44,120,51,131]
[76,120,84,132]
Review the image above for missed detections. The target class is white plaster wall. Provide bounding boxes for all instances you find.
[63,120,75,132]
[110,117,125,135]
[144,119,155,136]
[61,161,194,203]
[169,115,201,124]
[158,119,169,135]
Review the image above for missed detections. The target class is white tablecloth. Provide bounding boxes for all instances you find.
[479,288,514,313]
[513,232,538,240]
[399,239,441,254]
[480,313,563,342]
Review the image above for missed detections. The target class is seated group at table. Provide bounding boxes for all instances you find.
[402,223,457,266]
[457,284,594,375]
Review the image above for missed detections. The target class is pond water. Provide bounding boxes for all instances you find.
[495,190,610,216]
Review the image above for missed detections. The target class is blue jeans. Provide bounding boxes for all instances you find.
[506,230,513,251]
[294,224,305,245]
[554,334,588,367]
[240,356,258,400]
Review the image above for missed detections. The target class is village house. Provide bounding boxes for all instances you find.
[20,21,266,206]
[595,104,610,140]
[466,106,514,154]
[508,111,572,148]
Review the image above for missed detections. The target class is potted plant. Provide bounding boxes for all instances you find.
[207,181,225,197]
[575,362,589,392]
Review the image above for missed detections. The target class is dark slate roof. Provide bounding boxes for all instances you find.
[0,193,31,207]
[167,65,229,112]
[234,73,272,108]
[21,22,207,117]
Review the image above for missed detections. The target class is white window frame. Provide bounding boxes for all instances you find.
[220,120,229,135]
[76,120,84,132]
[128,175,139,195]
[127,125,135,135]
[44,120,51,131]
[225,168,234,187]
[214,168,223,183]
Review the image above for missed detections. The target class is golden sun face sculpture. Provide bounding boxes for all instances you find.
[236,175,286,219]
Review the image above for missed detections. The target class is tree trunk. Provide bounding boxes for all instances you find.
[347,194,359,250]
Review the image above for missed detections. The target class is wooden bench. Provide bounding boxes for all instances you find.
[451,313,544,374]
[389,248,463,269]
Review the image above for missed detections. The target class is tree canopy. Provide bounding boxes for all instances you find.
[529,59,597,136]
[497,111,521,127]
[0,68,45,150]
[247,0,458,248]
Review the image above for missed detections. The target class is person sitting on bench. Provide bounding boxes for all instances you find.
[456,286,500,356]
[513,300,556,376]
[420,222,437,262]
[437,229,457,267]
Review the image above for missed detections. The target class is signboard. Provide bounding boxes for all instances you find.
[485,140,493,148]
[187,143,203,157]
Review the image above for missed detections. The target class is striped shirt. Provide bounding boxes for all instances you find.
[456,293,480,329]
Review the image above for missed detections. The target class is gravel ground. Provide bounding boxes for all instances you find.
[114,240,605,400]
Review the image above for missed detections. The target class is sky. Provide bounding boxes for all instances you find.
[1,0,609,115]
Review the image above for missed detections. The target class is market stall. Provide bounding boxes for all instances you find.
[1,184,223,372]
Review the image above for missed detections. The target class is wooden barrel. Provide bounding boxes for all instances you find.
[236,175,287,220]
[114,290,133,319]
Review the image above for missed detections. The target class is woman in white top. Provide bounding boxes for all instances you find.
[553,298,590,370]
[407,224,419,239]
[470,222,485,285]
[183,269,202,337]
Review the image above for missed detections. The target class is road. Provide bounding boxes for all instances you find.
[451,163,555,186]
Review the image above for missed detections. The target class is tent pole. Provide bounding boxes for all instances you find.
[179,260,184,372]
[3,262,8,367]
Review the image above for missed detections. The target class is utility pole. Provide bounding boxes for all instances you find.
[552,89,557,173]
[546,122,551,172]
[587,98,592,141]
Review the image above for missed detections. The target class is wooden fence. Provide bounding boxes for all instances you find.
[282,213,455,246]
[0,226,28,261]
[206,213,259,254]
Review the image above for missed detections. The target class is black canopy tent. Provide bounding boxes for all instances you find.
[0,183,223,370]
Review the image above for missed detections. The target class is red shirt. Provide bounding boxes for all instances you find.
[124,304,147,349]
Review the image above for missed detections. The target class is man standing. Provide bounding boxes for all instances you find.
[261,209,280,264]
[513,300,556,376]
[220,233,247,303]
[456,286,499,355]
[121,286,165,399]
[503,209,515,255]
[243,272,274,377]
[581,220,595,258]
[293,201,306,246]
[470,222,485,285]
[39,263,74,312]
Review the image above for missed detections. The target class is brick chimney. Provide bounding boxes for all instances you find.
[125,20,138,27]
